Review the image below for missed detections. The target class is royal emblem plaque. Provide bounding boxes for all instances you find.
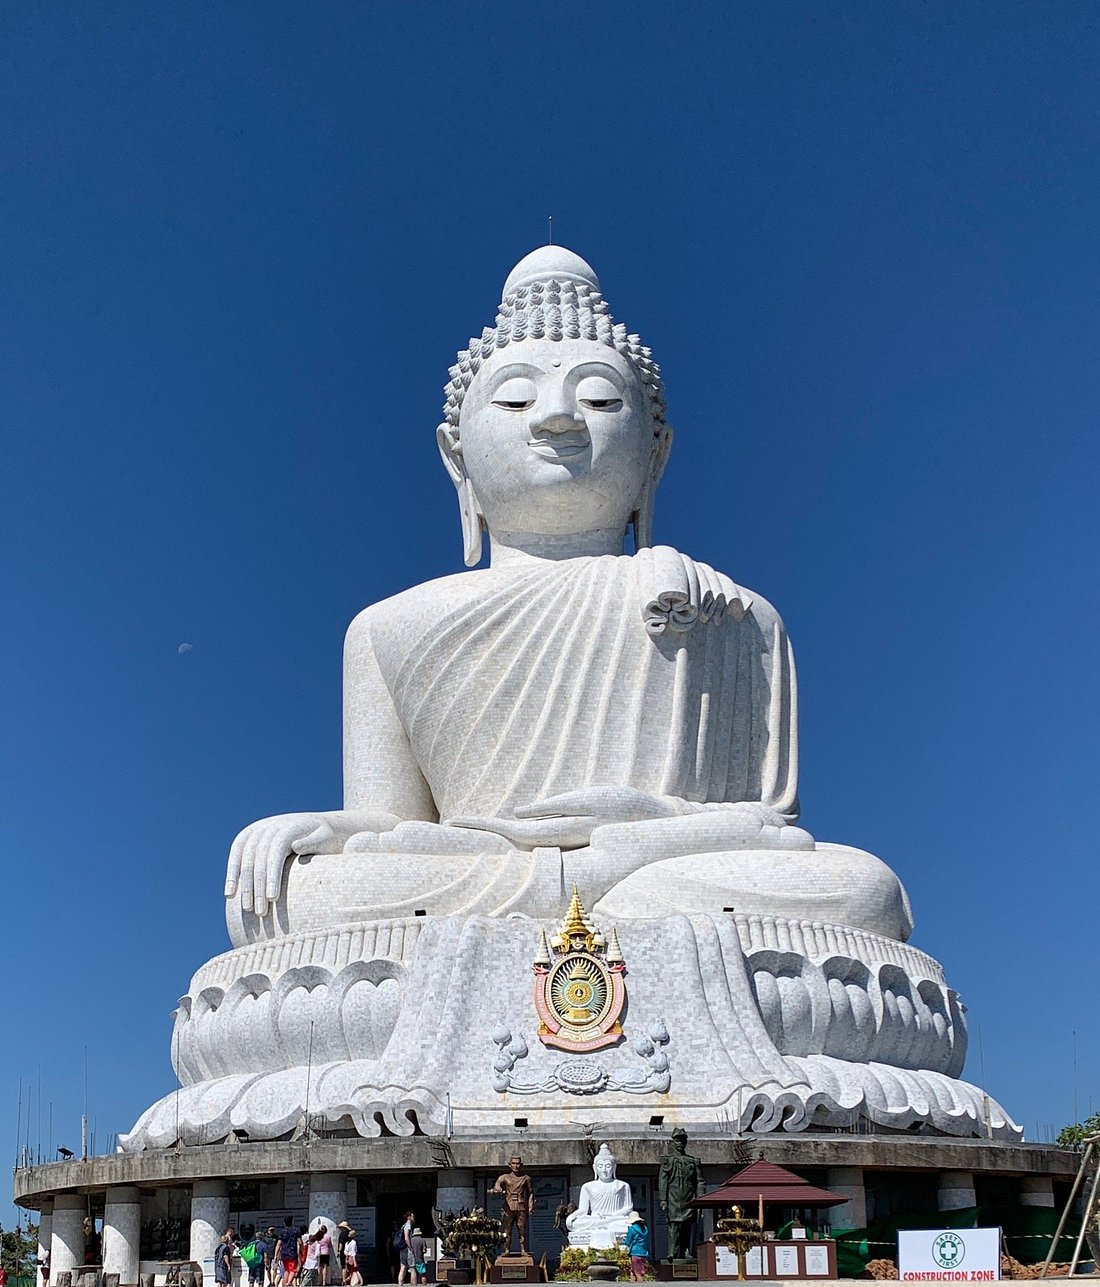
[533,886,626,1052]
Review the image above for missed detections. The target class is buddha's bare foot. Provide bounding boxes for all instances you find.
[589,807,814,864]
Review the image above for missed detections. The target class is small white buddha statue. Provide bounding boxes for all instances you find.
[566,1144,635,1249]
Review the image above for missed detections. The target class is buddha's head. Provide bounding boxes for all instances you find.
[438,246,673,565]
[592,1142,619,1182]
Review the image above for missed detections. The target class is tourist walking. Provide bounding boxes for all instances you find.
[215,1233,235,1287]
[342,1230,360,1286]
[240,1227,268,1287]
[301,1232,322,1287]
[336,1222,350,1278]
[315,1225,333,1286]
[623,1211,651,1282]
[387,1221,402,1283]
[396,1212,414,1287]
[275,1217,301,1287]
[265,1229,279,1287]
[408,1228,428,1287]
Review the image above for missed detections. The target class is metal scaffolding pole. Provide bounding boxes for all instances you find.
[1041,1135,1099,1279]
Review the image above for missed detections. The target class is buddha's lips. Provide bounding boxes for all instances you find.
[527,436,589,460]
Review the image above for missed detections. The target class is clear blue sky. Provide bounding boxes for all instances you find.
[3,1,1098,1216]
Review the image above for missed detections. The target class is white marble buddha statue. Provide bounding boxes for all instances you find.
[222,244,909,948]
[122,243,1018,1152]
[566,1145,635,1249]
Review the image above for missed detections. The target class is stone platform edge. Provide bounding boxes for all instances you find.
[13,1134,1077,1208]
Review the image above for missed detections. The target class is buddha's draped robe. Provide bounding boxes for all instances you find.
[574,1178,633,1219]
[364,546,799,825]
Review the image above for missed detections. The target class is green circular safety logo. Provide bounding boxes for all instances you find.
[933,1233,965,1269]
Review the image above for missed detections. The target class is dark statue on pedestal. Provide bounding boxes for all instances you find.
[658,1128,705,1260]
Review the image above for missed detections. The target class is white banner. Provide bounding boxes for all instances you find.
[898,1228,1001,1282]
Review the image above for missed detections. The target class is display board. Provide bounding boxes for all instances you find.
[700,1238,836,1279]
[773,1245,800,1275]
[803,1245,831,1276]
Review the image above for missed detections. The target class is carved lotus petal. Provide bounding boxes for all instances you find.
[341,976,400,1061]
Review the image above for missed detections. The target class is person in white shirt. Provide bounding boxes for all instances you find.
[302,1233,322,1287]
[343,1233,359,1285]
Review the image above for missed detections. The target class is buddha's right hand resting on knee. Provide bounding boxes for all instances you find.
[224,809,402,915]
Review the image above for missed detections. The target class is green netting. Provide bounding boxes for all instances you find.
[979,1202,1085,1266]
[831,1204,1083,1277]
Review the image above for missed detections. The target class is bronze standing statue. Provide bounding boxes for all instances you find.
[658,1128,705,1260]
[491,1155,535,1256]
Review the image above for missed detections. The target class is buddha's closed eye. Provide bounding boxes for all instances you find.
[492,377,537,411]
[576,375,623,412]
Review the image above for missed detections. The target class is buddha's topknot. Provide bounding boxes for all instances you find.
[443,276,667,433]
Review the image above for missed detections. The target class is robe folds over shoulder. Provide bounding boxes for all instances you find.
[368,546,799,825]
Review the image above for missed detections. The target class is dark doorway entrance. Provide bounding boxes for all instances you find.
[376,1191,430,1284]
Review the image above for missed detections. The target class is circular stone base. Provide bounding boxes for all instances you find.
[138,910,992,1151]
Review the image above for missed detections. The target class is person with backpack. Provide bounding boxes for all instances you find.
[239,1228,268,1287]
[386,1221,401,1283]
[395,1213,414,1287]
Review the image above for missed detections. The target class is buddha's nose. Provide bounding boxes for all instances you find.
[531,406,586,435]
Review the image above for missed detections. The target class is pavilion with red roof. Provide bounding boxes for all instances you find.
[691,1158,848,1229]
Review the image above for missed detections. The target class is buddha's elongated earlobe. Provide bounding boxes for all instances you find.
[459,477,484,566]
[632,426,673,549]
[437,423,485,566]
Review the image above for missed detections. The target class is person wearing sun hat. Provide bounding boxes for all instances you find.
[342,1229,360,1286]
[409,1227,428,1286]
[623,1211,651,1281]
